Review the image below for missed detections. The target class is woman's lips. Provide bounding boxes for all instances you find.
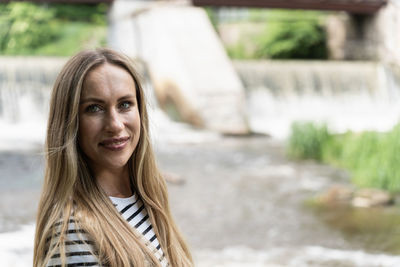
[99,137,130,151]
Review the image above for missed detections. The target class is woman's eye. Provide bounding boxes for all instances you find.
[119,101,132,110]
[85,104,102,113]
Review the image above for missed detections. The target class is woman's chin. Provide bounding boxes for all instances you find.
[91,158,130,172]
[107,160,130,170]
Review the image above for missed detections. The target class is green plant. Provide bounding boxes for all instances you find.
[207,8,327,60]
[226,41,255,59]
[32,23,106,56]
[288,121,400,192]
[287,121,331,161]
[255,19,327,59]
[0,2,59,54]
[52,3,108,25]
[0,2,107,56]
[348,126,400,192]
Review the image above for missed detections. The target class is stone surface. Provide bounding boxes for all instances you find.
[316,184,354,206]
[375,0,400,66]
[325,12,378,61]
[352,188,393,208]
[326,13,348,60]
[325,0,400,67]
[315,185,393,208]
[162,171,185,185]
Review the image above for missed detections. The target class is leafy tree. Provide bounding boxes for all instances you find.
[0,2,59,54]
[0,2,107,55]
[256,20,327,59]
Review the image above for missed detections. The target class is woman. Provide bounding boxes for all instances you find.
[33,48,193,267]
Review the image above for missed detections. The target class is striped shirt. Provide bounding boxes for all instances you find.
[46,193,168,267]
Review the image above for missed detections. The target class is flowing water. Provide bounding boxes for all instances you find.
[0,57,66,151]
[1,58,400,266]
[236,60,400,138]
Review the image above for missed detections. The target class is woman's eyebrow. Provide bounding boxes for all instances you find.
[118,94,136,101]
[80,97,105,105]
[80,94,136,105]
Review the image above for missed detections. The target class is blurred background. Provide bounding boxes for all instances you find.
[1,0,400,266]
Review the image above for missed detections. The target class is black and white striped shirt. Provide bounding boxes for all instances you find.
[46,193,168,267]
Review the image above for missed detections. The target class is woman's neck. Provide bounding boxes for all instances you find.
[93,165,132,198]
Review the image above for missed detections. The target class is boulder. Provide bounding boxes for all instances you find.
[316,184,354,206]
[351,188,393,208]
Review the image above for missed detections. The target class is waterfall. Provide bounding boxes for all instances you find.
[2,57,398,148]
[0,57,66,150]
[235,60,400,138]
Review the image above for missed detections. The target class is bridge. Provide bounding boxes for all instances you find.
[3,0,113,3]
[7,0,387,14]
[192,0,387,14]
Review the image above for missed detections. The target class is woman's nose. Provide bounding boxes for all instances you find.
[104,109,124,133]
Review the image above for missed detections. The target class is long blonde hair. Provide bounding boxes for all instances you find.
[33,48,193,267]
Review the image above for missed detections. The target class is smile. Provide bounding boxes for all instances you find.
[99,137,130,151]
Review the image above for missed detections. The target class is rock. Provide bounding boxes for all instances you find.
[163,171,185,185]
[316,184,354,206]
[351,188,393,208]
[316,186,394,208]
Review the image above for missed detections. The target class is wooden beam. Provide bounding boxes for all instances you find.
[0,0,113,3]
[192,0,387,14]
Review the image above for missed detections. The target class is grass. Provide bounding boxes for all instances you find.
[288,122,400,192]
[287,121,330,161]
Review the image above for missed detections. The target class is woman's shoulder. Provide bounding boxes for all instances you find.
[48,217,90,245]
[45,217,102,267]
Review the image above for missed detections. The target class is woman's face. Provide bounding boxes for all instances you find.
[78,63,141,173]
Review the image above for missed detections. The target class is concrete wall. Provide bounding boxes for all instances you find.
[326,12,378,60]
[327,0,400,67]
[375,0,400,66]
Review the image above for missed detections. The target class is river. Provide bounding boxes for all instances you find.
[2,132,400,266]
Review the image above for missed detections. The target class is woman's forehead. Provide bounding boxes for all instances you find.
[81,63,137,98]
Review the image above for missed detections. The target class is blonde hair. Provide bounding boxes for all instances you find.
[33,48,193,267]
